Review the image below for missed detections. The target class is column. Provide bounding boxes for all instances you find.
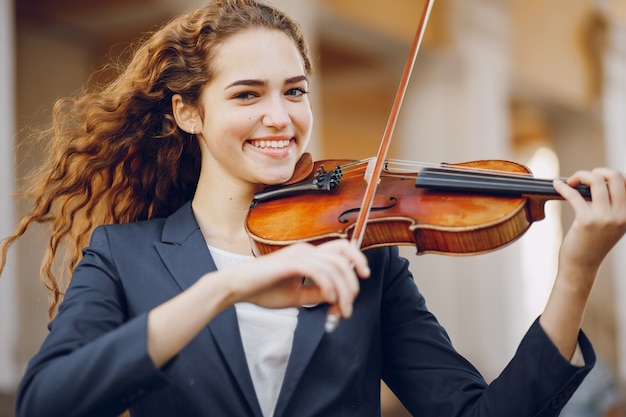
[0,0,18,391]
[602,20,626,381]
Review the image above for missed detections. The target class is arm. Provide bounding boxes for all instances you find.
[17,226,369,417]
[16,227,166,417]
[381,244,597,417]
[147,239,369,367]
[541,168,626,360]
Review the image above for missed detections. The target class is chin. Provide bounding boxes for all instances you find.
[261,169,294,185]
[265,175,291,185]
[259,163,297,185]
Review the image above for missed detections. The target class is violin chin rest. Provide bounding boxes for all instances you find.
[283,152,313,185]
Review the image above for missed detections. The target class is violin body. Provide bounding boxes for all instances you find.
[246,159,557,256]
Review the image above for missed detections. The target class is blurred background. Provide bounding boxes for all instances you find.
[1,0,626,416]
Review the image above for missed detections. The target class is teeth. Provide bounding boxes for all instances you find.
[251,139,290,149]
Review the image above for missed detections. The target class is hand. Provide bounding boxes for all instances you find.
[554,168,626,281]
[225,239,370,319]
[148,239,369,367]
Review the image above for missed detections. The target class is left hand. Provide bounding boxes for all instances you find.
[554,168,626,281]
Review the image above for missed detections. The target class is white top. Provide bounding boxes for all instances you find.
[207,244,298,417]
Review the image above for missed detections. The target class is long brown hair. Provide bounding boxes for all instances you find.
[1,0,312,317]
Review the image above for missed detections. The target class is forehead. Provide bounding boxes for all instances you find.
[211,28,306,83]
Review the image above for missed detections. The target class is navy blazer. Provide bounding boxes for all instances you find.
[16,202,594,417]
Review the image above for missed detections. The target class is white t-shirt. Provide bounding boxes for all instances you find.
[207,244,298,417]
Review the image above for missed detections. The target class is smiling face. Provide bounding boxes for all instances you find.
[196,28,313,191]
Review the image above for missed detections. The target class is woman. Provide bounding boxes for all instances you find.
[2,0,626,416]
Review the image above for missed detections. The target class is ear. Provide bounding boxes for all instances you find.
[172,94,200,134]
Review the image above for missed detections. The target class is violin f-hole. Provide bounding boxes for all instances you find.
[338,197,398,224]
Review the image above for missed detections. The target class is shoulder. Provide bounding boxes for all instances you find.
[91,201,196,246]
[79,218,169,274]
[91,217,167,247]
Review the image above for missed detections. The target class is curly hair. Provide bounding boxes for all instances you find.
[0,0,313,317]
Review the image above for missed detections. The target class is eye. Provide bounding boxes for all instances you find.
[233,91,259,100]
[285,87,308,97]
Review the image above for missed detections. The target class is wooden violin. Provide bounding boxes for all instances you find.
[245,157,591,256]
[244,0,602,333]
[245,0,591,266]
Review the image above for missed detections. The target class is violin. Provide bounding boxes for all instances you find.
[245,157,591,256]
[246,0,590,262]
[245,0,602,333]
[245,0,593,259]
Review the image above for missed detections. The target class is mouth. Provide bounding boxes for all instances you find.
[248,138,293,149]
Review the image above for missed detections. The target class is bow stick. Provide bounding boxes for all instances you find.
[325,0,436,332]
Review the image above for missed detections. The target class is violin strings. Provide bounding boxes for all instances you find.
[333,158,569,187]
[300,157,589,200]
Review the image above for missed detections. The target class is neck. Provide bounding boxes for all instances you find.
[192,170,260,256]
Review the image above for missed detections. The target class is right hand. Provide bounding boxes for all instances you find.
[224,239,370,320]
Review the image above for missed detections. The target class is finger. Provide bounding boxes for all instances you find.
[298,281,325,306]
[303,241,364,302]
[586,169,612,208]
[571,169,626,220]
[600,168,626,206]
[322,259,361,332]
[554,179,589,213]
[301,242,364,330]
[601,169,626,227]
[318,239,371,279]
[323,241,371,320]
[309,251,358,317]
[556,170,610,216]
[263,240,367,329]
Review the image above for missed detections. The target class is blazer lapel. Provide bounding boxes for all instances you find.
[208,307,263,417]
[273,304,329,417]
[152,202,213,288]
[155,203,263,417]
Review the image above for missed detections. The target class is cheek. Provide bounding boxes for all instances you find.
[207,110,256,142]
[295,105,313,135]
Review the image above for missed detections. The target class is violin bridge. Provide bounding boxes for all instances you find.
[364,157,380,185]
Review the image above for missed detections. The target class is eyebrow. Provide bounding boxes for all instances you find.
[225,75,308,90]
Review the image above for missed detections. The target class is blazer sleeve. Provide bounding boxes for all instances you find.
[16,226,169,417]
[379,246,595,417]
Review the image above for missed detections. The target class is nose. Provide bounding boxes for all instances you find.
[262,95,290,129]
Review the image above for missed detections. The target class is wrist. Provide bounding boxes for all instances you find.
[197,270,239,314]
[555,262,597,298]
